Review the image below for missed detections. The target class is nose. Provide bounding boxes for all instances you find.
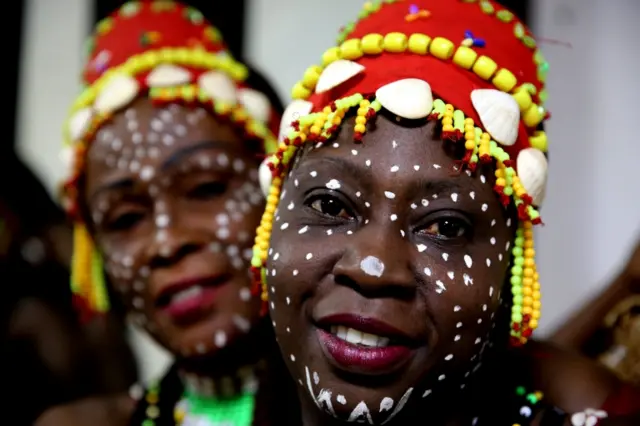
[145,210,207,269]
[331,221,416,299]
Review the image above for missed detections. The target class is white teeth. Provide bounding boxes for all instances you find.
[171,285,203,303]
[329,326,390,347]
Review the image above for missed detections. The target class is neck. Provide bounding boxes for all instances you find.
[176,318,274,396]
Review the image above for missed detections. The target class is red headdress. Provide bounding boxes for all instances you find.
[253,0,549,345]
[61,0,280,319]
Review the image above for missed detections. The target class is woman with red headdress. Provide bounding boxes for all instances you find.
[54,1,298,425]
[253,1,640,425]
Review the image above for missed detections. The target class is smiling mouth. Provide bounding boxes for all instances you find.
[329,326,391,348]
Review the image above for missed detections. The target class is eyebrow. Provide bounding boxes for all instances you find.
[160,140,240,171]
[89,177,135,206]
[299,155,373,184]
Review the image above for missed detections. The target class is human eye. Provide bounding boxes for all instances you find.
[418,215,471,240]
[103,210,145,232]
[186,180,228,200]
[305,192,355,220]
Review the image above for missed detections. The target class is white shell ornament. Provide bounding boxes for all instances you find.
[278,100,313,142]
[238,88,271,123]
[68,108,93,141]
[315,60,365,94]
[375,78,434,120]
[516,148,548,206]
[59,146,74,171]
[146,64,192,87]
[198,71,237,103]
[94,74,140,114]
[258,158,273,198]
[471,89,520,146]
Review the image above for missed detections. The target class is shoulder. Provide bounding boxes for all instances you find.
[523,340,637,413]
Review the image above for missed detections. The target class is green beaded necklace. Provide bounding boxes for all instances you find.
[141,366,260,426]
[174,390,255,425]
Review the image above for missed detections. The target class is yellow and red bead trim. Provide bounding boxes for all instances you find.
[250,93,542,343]
[291,30,548,156]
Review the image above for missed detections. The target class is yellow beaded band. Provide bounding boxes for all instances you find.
[292,31,547,143]
[250,94,542,343]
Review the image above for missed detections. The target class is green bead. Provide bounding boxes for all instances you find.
[523,36,537,49]
[514,23,525,39]
[496,10,514,22]
[142,420,155,426]
[480,1,494,14]
[513,294,523,305]
[512,312,523,322]
[119,1,141,17]
[516,386,526,396]
[527,394,538,404]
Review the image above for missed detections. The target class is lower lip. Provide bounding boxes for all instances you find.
[162,285,226,321]
[317,328,414,374]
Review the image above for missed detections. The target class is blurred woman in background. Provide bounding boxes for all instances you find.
[55,1,297,425]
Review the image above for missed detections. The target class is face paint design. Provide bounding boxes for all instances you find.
[84,97,264,357]
[266,115,514,424]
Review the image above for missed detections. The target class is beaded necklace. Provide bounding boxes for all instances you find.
[141,364,261,426]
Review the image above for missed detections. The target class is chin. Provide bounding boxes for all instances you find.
[287,327,426,425]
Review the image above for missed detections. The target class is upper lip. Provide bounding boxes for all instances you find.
[154,274,231,307]
[315,313,417,344]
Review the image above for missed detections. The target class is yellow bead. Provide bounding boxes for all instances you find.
[408,34,431,54]
[523,104,544,127]
[355,116,367,125]
[383,32,408,53]
[322,47,341,65]
[472,55,498,80]
[492,68,518,92]
[465,140,475,150]
[496,178,506,187]
[291,82,311,100]
[529,319,538,328]
[512,87,533,111]
[453,46,478,69]
[354,123,366,133]
[533,301,541,309]
[340,39,363,60]
[302,66,322,89]
[361,33,384,54]
[529,131,548,152]
[522,306,532,314]
[429,37,455,60]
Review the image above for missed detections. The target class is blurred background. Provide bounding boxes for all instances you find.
[9,0,640,386]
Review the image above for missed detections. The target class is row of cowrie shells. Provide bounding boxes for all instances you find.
[61,65,272,179]
[260,61,547,207]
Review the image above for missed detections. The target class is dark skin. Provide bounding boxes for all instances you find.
[266,113,638,426]
[83,97,265,369]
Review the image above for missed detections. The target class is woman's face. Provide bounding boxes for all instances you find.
[267,114,514,423]
[84,97,264,358]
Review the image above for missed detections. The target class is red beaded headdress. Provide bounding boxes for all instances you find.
[61,0,280,319]
[253,0,549,345]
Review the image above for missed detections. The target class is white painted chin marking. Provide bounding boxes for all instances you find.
[329,326,391,348]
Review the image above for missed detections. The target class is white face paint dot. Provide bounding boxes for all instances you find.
[390,214,398,221]
[310,171,317,177]
[464,255,473,268]
[305,253,313,260]
[438,374,445,381]
[486,258,491,267]
[442,253,449,261]
[454,305,461,312]
[413,165,420,171]
[326,179,340,189]
[481,203,488,212]
[280,222,289,230]
[469,191,475,200]
[417,244,427,252]
[454,335,461,341]
[298,226,309,234]
[451,193,458,202]
[390,165,399,172]
[292,269,299,276]
[445,354,453,361]
[360,255,385,277]
[351,149,358,156]
[423,267,432,276]
[384,191,396,199]
[365,159,371,167]
[290,354,296,361]
[214,331,227,347]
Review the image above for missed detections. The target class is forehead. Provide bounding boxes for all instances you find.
[84,98,251,187]
[297,114,469,187]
